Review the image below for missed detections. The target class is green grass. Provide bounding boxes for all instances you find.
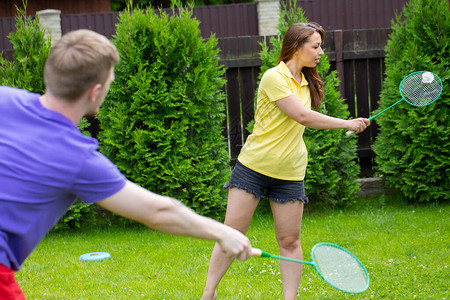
[17,195,449,299]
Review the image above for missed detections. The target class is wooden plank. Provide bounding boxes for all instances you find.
[343,59,355,117]
[240,67,257,139]
[218,58,262,68]
[0,17,14,60]
[368,57,383,141]
[193,3,258,38]
[354,60,370,118]
[323,29,335,52]
[248,36,264,57]
[358,156,375,176]
[343,49,386,60]
[354,59,371,151]
[225,68,242,160]
[221,86,229,159]
[334,30,345,98]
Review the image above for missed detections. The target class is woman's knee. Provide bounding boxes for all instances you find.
[276,235,301,250]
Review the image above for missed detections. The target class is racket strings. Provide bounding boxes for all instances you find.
[400,72,442,106]
[312,245,368,293]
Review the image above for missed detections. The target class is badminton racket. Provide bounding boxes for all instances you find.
[252,242,369,294]
[346,71,443,135]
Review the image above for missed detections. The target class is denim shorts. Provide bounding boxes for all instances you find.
[224,161,309,204]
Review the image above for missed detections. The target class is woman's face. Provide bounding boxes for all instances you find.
[295,32,324,68]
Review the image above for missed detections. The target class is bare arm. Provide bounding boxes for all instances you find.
[97,181,252,260]
[276,95,370,133]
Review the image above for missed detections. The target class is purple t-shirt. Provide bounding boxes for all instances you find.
[0,86,127,271]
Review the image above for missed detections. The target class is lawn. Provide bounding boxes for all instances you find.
[17,194,449,299]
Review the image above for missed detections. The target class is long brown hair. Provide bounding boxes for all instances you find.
[277,22,325,109]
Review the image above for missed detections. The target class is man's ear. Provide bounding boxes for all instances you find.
[88,84,102,102]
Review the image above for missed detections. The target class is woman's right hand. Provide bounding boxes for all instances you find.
[346,118,370,133]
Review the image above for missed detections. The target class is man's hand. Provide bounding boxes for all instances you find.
[216,226,252,261]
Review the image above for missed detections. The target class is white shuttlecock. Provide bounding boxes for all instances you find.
[422,72,434,83]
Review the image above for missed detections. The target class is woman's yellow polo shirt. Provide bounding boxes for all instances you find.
[238,61,311,181]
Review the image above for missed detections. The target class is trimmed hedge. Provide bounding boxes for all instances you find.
[98,5,231,218]
[372,0,450,202]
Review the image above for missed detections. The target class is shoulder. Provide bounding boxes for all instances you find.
[0,86,40,109]
[0,86,36,97]
[261,66,289,87]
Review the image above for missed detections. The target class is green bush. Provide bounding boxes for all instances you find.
[372,0,450,202]
[52,200,97,231]
[255,0,360,206]
[0,8,49,93]
[98,4,230,218]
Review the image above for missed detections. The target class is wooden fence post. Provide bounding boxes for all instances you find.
[334,29,345,99]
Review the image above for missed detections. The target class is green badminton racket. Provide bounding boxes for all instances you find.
[252,242,369,294]
[346,70,443,135]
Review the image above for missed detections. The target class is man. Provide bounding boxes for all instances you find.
[0,29,252,299]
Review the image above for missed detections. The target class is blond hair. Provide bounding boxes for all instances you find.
[44,29,119,101]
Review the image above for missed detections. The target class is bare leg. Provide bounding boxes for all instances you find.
[201,187,259,300]
[270,200,304,300]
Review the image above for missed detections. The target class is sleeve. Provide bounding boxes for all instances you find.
[71,150,127,204]
[259,69,293,102]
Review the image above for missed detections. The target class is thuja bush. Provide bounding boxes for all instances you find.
[256,0,360,206]
[0,7,95,230]
[0,8,49,93]
[98,5,230,217]
[372,0,449,202]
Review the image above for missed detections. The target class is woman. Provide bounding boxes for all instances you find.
[201,22,370,300]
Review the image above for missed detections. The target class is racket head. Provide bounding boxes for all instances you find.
[399,71,443,107]
[310,243,369,294]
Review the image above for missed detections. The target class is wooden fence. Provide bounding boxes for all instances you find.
[297,0,407,30]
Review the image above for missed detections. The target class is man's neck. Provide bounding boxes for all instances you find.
[39,93,84,125]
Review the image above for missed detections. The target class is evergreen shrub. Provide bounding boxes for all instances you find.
[0,8,49,93]
[98,5,230,218]
[254,0,360,206]
[372,0,449,202]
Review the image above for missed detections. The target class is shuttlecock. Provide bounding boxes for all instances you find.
[422,72,434,83]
